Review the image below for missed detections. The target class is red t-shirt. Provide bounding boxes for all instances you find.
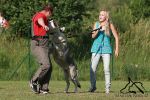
[32,12,48,36]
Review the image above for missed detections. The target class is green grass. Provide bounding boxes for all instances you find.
[0,81,149,100]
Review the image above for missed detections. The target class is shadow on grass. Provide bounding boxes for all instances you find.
[0,87,4,90]
[53,90,116,94]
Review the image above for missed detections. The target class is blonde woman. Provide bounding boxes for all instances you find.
[89,10,119,93]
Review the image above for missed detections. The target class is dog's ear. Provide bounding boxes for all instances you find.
[60,27,65,32]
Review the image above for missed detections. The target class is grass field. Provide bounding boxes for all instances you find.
[0,81,149,100]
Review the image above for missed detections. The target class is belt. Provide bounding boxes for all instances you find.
[32,36,49,40]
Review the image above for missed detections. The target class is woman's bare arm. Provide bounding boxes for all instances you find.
[110,23,119,57]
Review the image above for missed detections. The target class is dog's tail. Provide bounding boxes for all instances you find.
[76,80,81,88]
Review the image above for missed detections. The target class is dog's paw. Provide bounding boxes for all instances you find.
[78,84,81,88]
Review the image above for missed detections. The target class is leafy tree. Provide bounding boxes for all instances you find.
[51,0,96,35]
[0,0,94,36]
[129,0,150,23]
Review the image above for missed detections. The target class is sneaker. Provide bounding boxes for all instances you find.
[105,89,110,94]
[29,80,39,93]
[105,90,109,94]
[40,90,49,94]
[88,87,97,92]
[105,86,110,94]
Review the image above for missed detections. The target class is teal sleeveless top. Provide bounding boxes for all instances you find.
[91,22,112,54]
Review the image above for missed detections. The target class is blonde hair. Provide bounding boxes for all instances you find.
[100,10,111,36]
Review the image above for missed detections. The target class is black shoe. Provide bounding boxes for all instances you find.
[88,87,97,92]
[29,80,39,93]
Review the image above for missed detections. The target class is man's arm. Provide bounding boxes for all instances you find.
[38,18,49,31]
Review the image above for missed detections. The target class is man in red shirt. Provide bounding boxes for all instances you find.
[30,4,53,94]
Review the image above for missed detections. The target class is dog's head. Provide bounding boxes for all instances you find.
[48,19,68,57]
[49,21,68,57]
[48,19,60,34]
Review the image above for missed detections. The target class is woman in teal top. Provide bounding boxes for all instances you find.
[89,10,119,94]
[91,21,112,54]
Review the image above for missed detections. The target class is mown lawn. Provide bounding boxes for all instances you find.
[0,81,149,100]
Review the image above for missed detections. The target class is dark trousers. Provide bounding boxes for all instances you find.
[31,39,52,90]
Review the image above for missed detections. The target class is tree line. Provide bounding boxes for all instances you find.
[0,0,149,80]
